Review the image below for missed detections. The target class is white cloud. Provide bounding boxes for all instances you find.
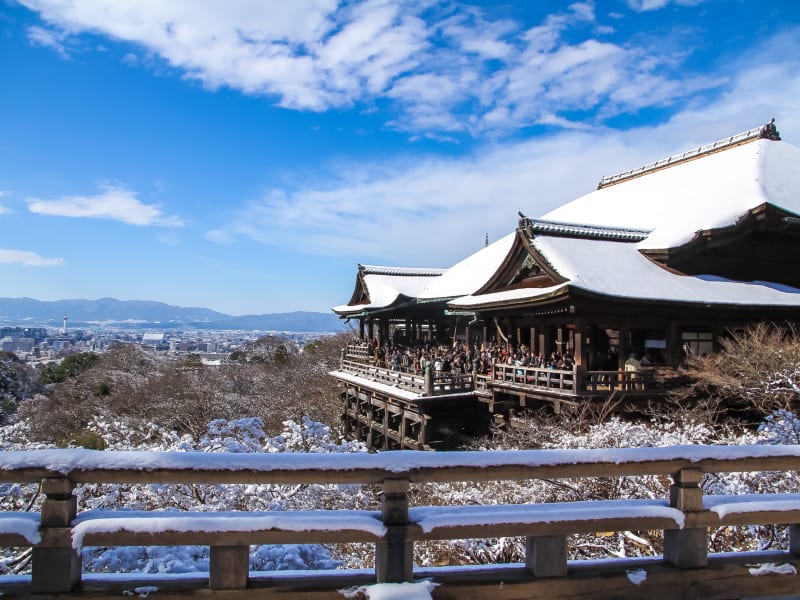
[0,249,64,267]
[26,24,71,58]
[0,191,9,215]
[207,30,800,266]
[18,0,727,134]
[625,0,706,11]
[26,185,184,227]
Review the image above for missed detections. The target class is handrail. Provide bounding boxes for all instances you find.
[0,446,800,598]
[490,363,576,392]
[2,446,800,596]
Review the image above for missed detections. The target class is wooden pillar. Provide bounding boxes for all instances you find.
[791,525,800,555]
[376,478,412,583]
[526,535,567,577]
[539,325,553,360]
[664,468,707,568]
[556,326,564,355]
[666,320,681,367]
[573,323,589,367]
[618,322,631,369]
[530,327,537,355]
[424,366,433,396]
[712,323,724,353]
[382,399,389,451]
[210,546,249,589]
[359,319,365,340]
[32,477,80,593]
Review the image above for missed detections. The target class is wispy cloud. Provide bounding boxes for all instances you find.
[0,249,64,267]
[26,24,71,58]
[0,191,10,215]
[625,0,706,11]
[18,0,726,135]
[26,185,184,227]
[207,29,800,266]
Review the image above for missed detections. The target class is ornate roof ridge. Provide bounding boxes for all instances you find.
[518,215,651,242]
[359,264,446,277]
[597,119,782,189]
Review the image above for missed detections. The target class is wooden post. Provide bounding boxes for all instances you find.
[32,477,80,593]
[526,535,567,577]
[573,364,584,394]
[791,524,800,555]
[424,366,433,396]
[664,468,707,568]
[382,399,390,450]
[376,478,412,583]
[210,545,249,589]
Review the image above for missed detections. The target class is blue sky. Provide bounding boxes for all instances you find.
[1,0,799,315]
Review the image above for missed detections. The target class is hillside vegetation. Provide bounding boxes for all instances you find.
[14,332,347,447]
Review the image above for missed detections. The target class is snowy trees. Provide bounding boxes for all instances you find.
[17,333,348,446]
[684,323,800,415]
[0,351,36,424]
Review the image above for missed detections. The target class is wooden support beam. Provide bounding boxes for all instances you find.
[664,468,707,569]
[376,478,412,583]
[526,535,567,577]
[32,477,80,593]
[210,545,249,590]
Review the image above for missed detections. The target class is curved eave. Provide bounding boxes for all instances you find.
[641,202,800,263]
[448,284,571,311]
[568,284,800,312]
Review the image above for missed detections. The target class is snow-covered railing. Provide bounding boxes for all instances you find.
[2,446,800,598]
[338,359,474,396]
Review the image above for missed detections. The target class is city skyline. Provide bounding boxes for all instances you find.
[2,0,799,315]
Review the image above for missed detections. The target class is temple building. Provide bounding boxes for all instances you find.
[331,121,800,449]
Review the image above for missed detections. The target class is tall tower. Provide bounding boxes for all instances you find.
[62,314,68,336]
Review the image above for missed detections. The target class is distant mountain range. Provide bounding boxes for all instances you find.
[0,298,346,332]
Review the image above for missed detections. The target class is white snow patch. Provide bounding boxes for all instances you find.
[5,444,800,477]
[340,581,439,599]
[122,586,159,598]
[0,512,41,544]
[409,499,684,533]
[626,568,647,585]
[72,509,385,549]
[747,562,797,576]
[705,493,800,519]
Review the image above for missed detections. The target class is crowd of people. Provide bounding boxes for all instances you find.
[356,339,578,376]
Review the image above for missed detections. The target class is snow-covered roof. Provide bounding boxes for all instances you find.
[332,235,517,315]
[332,265,445,315]
[418,232,516,300]
[451,233,800,309]
[543,136,800,250]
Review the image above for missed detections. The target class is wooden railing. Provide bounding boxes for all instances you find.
[489,364,576,392]
[341,348,662,398]
[345,342,373,361]
[2,446,800,598]
[337,359,475,396]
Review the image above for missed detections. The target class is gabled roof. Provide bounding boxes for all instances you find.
[418,232,517,301]
[332,264,445,316]
[450,225,800,310]
[543,125,800,252]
